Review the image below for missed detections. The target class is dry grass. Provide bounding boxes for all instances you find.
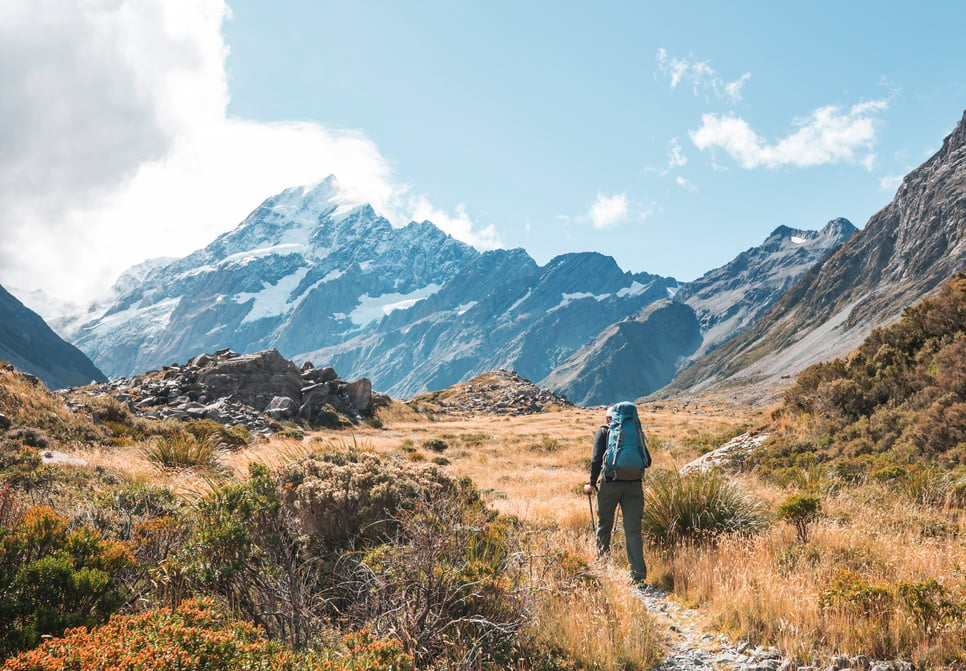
[652,477,966,666]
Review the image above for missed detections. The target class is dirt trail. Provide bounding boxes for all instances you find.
[636,586,785,671]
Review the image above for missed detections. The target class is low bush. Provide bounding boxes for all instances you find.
[0,502,135,658]
[776,493,821,543]
[1,598,413,671]
[640,469,766,548]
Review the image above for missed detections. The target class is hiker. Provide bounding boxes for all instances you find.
[584,402,651,584]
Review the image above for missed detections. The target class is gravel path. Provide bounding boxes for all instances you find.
[636,585,787,671]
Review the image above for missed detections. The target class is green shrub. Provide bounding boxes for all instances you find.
[347,498,526,668]
[820,569,892,618]
[422,438,448,453]
[776,493,821,543]
[640,469,766,548]
[282,452,476,549]
[0,503,135,658]
[1,598,413,671]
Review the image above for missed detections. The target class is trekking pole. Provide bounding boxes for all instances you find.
[587,491,596,537]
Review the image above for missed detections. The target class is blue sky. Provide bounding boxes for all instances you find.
[1,1,964,306]
[220,1,965,279]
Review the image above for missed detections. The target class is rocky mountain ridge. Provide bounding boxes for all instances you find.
[666,109,966,399]
[63,176,682,399]
[0,284,106,390]
[542,220,856,404]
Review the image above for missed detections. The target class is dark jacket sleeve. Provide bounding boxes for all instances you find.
[589,426,608,487]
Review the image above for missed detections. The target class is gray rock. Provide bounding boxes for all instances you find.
[343,377,373,414]
[197,349,302,411]
[0,412,10,431]
[267,395,298,419]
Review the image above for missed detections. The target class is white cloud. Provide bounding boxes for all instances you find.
[0,0,495,304]
[676,176,697,191]
[589,193,629,229]
[879,174,904,192]
[408,197,501,249]
[689,101,888,169]
[667,139,688,169]
[656,48,750,103]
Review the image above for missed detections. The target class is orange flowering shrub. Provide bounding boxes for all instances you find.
[2,599,413,671]
[0,505,135,658]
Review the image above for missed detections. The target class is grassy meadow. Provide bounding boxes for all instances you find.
[5,338,966,668]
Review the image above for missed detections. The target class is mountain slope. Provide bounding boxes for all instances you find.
[666,109,966,398]
[0,284,106,389]
[540,221,855,405]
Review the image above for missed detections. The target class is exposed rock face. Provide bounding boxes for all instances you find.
[0,284,106,390]
[196,349,303,412]
[674,219,857,360]
[68,348,376,434]
[667,109,966,398]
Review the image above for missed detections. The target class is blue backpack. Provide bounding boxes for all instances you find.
[603,402,652,481]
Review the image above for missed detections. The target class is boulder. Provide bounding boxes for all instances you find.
[266,395,298,420]
[343,377,373,414]
[197,349,302,411]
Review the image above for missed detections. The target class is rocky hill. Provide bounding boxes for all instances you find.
[407,369,573,416]
[0,284,105,390]
[666,109,966,399]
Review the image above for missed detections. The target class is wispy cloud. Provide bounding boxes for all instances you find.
[589,193,629,229]
[408,197,501,249]
[676,176,697,191]
[879,174,904,193]
[667,139,688,169]
[689,101,889,169]
[656,48,750,103]
[0,0,498,303]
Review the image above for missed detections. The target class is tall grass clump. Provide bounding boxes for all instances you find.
[141,431,218,470]
[641,469,766,548]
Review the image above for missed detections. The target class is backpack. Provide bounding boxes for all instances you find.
[603,402,652,481]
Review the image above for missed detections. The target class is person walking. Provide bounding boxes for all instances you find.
[583,402,650,585]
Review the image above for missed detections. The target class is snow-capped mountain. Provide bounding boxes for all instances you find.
[69,176,480,379]
[67,176,677,396]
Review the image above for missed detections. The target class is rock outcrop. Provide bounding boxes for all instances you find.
[68,348,377,434]
[409,369,573,416]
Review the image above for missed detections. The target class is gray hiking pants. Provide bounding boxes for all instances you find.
[596,479,646,581]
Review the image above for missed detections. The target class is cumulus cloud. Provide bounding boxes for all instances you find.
[689,101,888,169]
[656,48,750,103]
[589,193,629,229]
[0,0,494,305]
